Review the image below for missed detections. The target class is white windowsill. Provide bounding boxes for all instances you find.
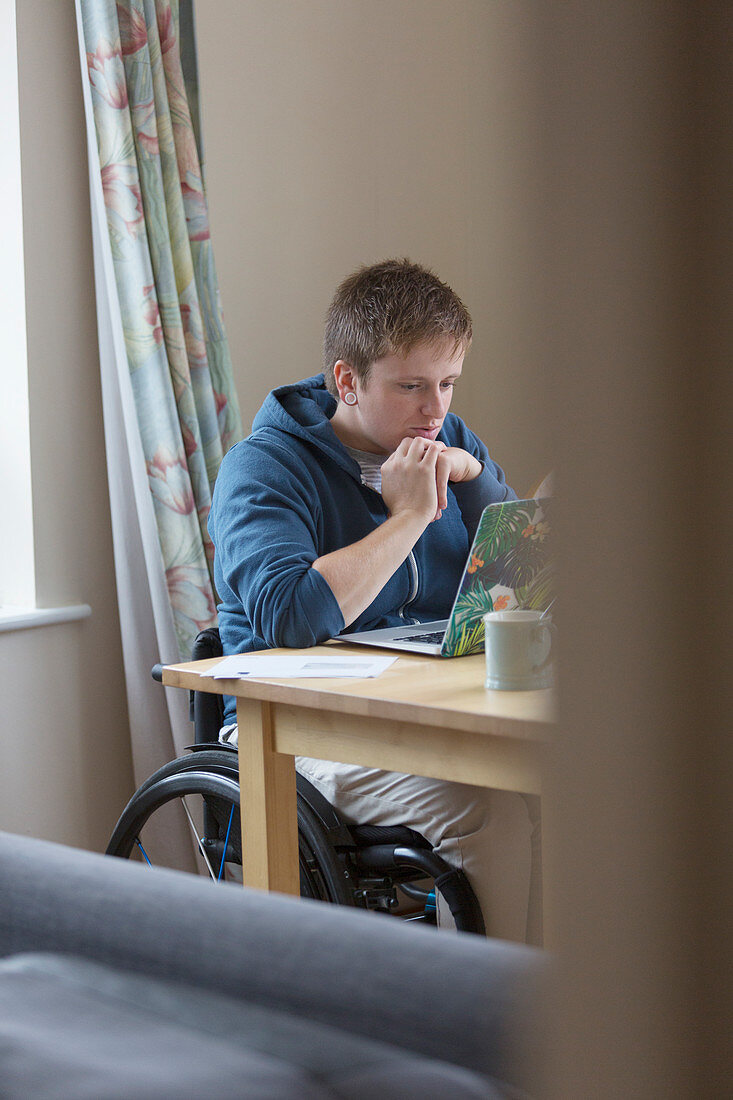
[0,604,92,633]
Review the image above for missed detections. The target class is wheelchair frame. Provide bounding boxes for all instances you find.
[106,629,485,935]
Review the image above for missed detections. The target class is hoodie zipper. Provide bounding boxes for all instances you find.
[359,478,419,622]
[397,551,419,622]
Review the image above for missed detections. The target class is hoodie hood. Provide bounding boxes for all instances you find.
[210,370,516,713]
[250,373,358,476]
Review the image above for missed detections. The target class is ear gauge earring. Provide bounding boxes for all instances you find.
[344,392,358,406]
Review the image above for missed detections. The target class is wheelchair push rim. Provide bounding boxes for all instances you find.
[106,755,356,905]
[107,770,243,883]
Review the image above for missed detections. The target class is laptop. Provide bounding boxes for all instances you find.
[339,497,553,657]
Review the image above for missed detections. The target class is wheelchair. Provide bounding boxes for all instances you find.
[106,628,485,935]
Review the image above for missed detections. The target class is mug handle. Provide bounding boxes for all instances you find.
[531,622,556,671]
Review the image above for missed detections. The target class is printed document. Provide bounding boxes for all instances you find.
[204,653,398,680]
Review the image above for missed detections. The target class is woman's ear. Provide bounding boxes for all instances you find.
[333,360,357,403]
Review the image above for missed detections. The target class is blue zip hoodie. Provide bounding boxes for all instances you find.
[209,374,515,720]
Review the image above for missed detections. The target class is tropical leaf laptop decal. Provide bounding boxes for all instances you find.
[442,498,553,656]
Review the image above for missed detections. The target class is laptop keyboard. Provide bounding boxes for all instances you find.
[400,630,445,645]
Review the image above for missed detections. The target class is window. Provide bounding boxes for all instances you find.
[0,0,35,611]
[0,0,89,631]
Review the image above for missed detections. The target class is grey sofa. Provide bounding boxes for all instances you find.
[0,831,545,1098]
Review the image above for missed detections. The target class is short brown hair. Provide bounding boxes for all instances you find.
[323,259,472,395]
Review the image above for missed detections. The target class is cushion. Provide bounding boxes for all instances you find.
[0,954,518,1099]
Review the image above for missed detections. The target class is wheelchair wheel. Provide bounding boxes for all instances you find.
[106,753,355,905]
[297,795,354,906]
[106,766,242,882]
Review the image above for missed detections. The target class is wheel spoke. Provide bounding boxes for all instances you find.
[135,838,152,866]
[218,803,236,882]
[179,795,218,880]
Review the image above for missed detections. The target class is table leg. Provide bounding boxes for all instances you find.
[235,697,300,895]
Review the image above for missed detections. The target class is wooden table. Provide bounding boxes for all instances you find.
[162,644,554,898]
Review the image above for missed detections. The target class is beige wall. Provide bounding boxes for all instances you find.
[195,0,549,496]
[0,1,134,850]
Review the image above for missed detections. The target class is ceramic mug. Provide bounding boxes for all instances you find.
[483,609,555,690]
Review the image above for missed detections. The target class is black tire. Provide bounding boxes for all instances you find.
[297,796,354,906]
[106,768,242,882]
[125,748,239,801]
[106,753,356,905]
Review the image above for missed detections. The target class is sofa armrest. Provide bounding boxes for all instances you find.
[0,831,545,1087]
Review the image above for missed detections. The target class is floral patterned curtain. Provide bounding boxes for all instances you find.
[79,0,242,661]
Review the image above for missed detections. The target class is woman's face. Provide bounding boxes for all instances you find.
[332,341,465,455]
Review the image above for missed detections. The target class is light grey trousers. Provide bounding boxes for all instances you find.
[296,757,542,944]
[220,725,541,943]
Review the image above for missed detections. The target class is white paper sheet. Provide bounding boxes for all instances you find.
[204,654,398,680]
